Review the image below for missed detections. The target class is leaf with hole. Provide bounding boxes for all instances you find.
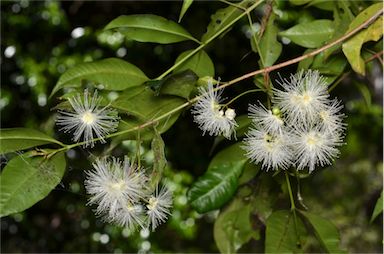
[105,14,199,44]
[187,143,248,213]
[0,152,66,217]
[201,0,253,42]
[50,58,148,97]
[0,128,63,154]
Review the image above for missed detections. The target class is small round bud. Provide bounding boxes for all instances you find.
[272,107,281,116]
[197,76,218,87]
[225,108,236,120]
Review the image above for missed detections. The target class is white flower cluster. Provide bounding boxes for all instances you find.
[84,157,172,231]
[192,80,238,139]
[56,89,119,147]
[243,70,345,173]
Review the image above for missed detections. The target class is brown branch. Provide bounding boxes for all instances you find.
[365,50,384,64]
[221,9,384,89]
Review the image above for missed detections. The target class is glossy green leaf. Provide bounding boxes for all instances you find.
[371,191,383,223]
[150,130,167,189]
[279,19,335,48]
[112,86,186,120]
[105,14,199,44]
[178,0,193,22]
[257,13,282,67]
[300,211,346,253]
[160,70,199,99]
[342,3,383,75]
[187,143,248,213]
[174,50,215,78]
[265,210,306,253]
[201,0,253,42]
[50,58,148,97]
[0,152,66,217]
[0,128,63,154]
[214,198,257,253]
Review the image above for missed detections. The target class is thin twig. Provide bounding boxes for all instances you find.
[221,9,383,90]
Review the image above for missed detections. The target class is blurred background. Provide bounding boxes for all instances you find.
[1,0,382,253]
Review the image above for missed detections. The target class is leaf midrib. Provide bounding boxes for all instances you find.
[59,67,148,86]
[191,161,246,203]
[113,24,196,41]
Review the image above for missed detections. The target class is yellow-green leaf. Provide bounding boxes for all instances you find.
[178,0,193,23]
[342,3,383,75]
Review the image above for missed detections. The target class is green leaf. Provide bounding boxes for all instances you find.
[0,128,63,154]
[289,0,311,5]
[187,143,248,213]
[178,0,193,22]
[0,152,66,217]
[160,70,199,99]
[300,211,346,253]
[174,50,215,78]
[238,162,260,185]
[150,130,167,189]
[279,19,335,48]
[265,210,306,253]
[111,86,186,120]
[201,0,253,42]
[116,113,180,142]
[371,191,383,223]
[214,198,257,253]
[342,3,383,75]
[297,49,315,71]
[105,14,199,44]
[308,0,335,11]
[257,13,282,67]
[323,1,354,59]
[50,58,149,97]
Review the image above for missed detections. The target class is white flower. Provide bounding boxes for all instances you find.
[146,186,172,231]
[248,103,284,134]
[318,99,346,134]
[291,127,343,173]
[84,157,147,219]
[273,70,330,125]
[113,203,145,230]
[56,89,119,147]
[192,81,237,139]
[243,126,293,171]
